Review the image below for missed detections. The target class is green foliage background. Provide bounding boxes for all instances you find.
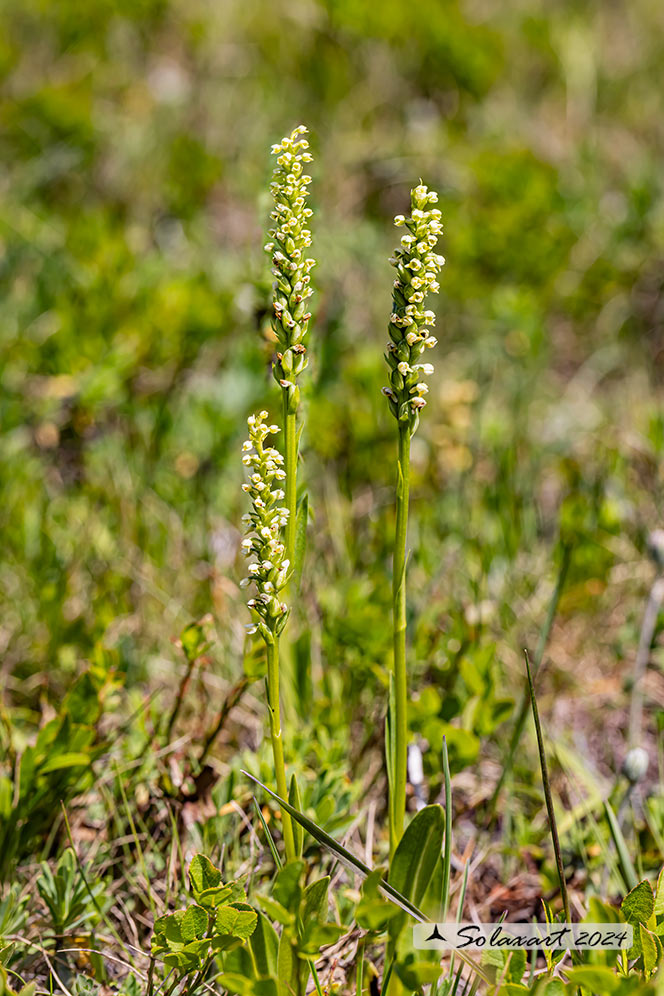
[1,0,663,775]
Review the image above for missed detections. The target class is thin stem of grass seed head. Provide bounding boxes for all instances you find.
[628,530,664,752]
[240,411,296,861]
[488,542,571,817]
[524,650,571,924]
[383,184,444,854]
[265,125,315,565]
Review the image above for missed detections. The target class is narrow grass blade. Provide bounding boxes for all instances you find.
[524,651,570,923]
[385,673,396,832]
[441,736,452,920]
[289,774,304,857]
[604,799,638,891]
[356,935,365,996]
[293,494,309,591]
[457,860,469,923]
[381,955,396,996]
[61,803,130,956]
[446,859,470,984]
[114,762,156,916]
[450,962,464,996]
[244,770,423,920]
[490,544,570,814]
[243,770,492,986]
[253,797,283,870]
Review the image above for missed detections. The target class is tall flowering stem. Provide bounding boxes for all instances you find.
[383,184,444,854]
[240,411,296,862]
[264,126,315,567]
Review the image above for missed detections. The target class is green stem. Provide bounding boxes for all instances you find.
[355,936,365,996]
[282,389,298,566]
[381,954,396,996]
[524,650,571,924]
[266,637,296,862]
[441,736,452,920]
[390,423,410,855]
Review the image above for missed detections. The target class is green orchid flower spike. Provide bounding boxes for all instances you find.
[383,184,444,855]
[264,125,315,567]
[240,411,295,862]
[383,183,444,435]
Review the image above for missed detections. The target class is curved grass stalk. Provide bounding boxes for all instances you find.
[243,770,492,987]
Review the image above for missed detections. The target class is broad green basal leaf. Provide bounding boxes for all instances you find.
[216,902,258,941]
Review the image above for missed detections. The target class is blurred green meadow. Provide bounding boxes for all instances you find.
[2,0,664,990]
[3,0,662,740]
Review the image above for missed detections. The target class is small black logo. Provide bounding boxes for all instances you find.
[425,924,445,942]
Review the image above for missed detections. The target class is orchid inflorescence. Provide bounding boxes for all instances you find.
[240,411,291,642]
[264,125,315,414]
[382,183,445,434]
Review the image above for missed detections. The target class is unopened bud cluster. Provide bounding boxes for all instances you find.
[240,412,291,642]
[383,184,444,434]
[264,125,315,414]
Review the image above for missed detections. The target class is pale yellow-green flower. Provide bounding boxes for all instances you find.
[383,183,444,434]
[240,411,291,642]
[264,125,315,414]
